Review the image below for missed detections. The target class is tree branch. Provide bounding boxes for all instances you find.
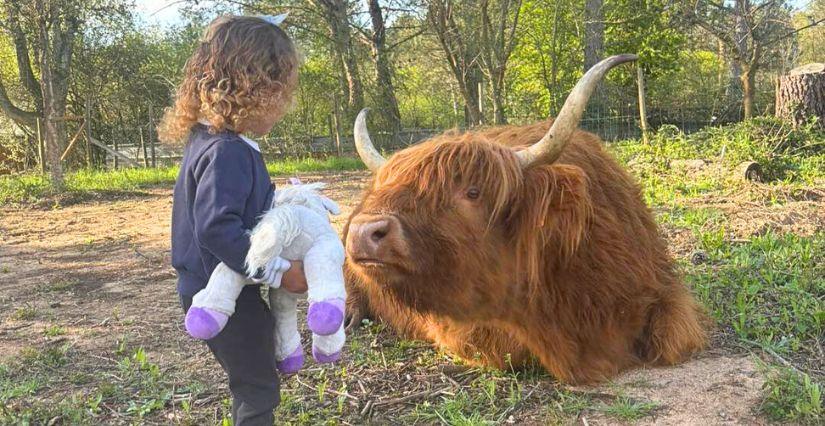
[762,17,825,48]
[4,2,43,109]
[0,76,38,126]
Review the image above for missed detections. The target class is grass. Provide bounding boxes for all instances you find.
[597,395,659,421]
[609,118,825,207]
[689,231,824,355]
[0,343,191,424]
[761,365,823,424]
[0,156,365,205]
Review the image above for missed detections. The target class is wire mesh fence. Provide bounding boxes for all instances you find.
[73,73,776,169]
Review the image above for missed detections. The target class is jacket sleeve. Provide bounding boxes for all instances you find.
[192,140,255,276]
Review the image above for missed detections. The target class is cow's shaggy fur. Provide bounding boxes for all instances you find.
[344,120,708,384]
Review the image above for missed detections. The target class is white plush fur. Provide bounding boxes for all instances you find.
[193,182,347,367]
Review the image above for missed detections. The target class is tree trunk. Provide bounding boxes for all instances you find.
[583,0,604,71]
[584,0,605,113]
[315,0,363,120]
[775,64,825,128]
[427,1,485,126]
[367,0,402,136]
[740,65,756,119]
[35,0,79,187]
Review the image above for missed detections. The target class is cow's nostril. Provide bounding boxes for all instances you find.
[370,229,387,242]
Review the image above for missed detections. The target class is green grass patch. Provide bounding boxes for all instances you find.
[43,325,67,337]
[689,231,824,354]
[266,156,364,175]
[0,156,365,205]
[657,206,724,231]
[10,304,37,321]
[405,368,530,425]
[0,343,181,424]
[610,118,825,206]
[597,395,659,421]
[761,366,822,424]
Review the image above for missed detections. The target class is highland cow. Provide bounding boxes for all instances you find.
[343,55,707,384]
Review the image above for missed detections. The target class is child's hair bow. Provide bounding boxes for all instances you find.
[260,13,288,27]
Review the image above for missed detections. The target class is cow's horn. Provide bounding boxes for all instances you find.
[517,54,638,167]
[354,108,387,172]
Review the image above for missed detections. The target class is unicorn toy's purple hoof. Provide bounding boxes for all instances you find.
[277,347,304,375]
[307,299,345,336]
[312,345,341,364]
[185,307,228,340]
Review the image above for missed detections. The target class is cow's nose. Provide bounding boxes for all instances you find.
[362,219,390,244]
[347,215,399,261]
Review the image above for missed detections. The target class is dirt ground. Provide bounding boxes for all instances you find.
[0,171,821,425]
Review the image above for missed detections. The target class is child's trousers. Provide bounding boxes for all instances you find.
[180,287,280,425]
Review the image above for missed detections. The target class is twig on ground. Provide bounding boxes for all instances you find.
[372,387,447,407]
[294,377,360,402]
[740,338,805,375]
[0,323,33,332]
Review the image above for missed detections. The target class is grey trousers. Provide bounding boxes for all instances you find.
[181,288,279,425]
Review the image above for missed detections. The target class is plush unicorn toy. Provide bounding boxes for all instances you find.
[184,179,346,374]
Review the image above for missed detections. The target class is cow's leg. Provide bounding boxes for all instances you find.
[430,321,531,370]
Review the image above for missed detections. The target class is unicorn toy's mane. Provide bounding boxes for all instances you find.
[272,182,341,218]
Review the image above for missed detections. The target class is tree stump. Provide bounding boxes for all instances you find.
[737,161,763,182]
[775,63,824,128]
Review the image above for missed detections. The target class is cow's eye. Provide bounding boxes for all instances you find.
[466,187,480,200]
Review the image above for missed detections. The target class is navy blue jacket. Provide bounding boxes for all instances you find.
[171,124,274,297]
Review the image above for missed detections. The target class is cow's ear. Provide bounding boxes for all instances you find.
[512,164,592,259]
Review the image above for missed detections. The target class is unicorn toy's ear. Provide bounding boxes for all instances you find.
[321,196,341,216]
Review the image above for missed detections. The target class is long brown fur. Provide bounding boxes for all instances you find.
[344,120,708,384]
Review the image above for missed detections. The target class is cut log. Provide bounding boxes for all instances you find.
[775,64,824,128]
[737,161,763,182]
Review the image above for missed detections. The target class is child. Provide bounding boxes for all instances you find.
[160,14,303,425]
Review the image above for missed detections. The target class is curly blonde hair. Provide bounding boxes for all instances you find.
[159,15,299,143]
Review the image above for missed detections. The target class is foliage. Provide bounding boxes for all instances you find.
[761,366,823,423]
[795,0,825,65]
[610,117,825,206]
[689,231,824,355]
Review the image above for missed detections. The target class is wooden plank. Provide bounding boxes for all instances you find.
[59,120,87,161]
[87,136,141,167]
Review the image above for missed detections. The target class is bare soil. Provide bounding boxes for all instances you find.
[1,171,821,425]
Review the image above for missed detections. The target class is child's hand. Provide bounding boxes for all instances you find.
[281,261,308,294]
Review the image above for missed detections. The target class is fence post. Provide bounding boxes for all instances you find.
[636,65,650,144]
[148,103,156,167]
[478,81,484,123]
[137,107,148,167]
[84,96,93,167]
[37,118,45,173]
[111,127,118,169]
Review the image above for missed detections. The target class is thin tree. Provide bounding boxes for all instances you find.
[426,0,521,125]
[309,0,365,119]
[0,0,81,187]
